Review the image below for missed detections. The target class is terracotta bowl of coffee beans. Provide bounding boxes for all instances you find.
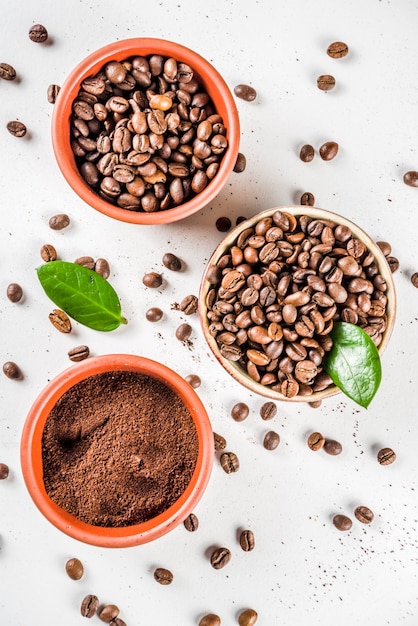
[20,354,214,547]
[52,38,240,224]
[199,206,396,402]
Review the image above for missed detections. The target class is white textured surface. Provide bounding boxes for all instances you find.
[1,1,418,624]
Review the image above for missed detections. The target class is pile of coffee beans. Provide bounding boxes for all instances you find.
[204,210,390,398]
[70,55,229,213]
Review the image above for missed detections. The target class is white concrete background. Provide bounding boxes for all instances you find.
[1,0,418,624]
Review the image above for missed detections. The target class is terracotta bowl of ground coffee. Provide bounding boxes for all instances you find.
[20,354,213,547]
[199,206,396,403]
[51,38,240,224]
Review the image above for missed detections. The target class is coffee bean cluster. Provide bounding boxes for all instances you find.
[70,55,229,213]
[204,210,389,399]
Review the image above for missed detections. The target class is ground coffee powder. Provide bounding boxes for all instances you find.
[41,370,199,527]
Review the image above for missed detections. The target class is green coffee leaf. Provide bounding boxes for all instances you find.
[37,261,127,332]
[322,321,381,408]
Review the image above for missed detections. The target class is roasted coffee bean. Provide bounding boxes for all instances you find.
[94,258,110,279]
[238,608,258,626]
[263,431,280,450]
[234,152,247,173]
[324,439,342,455]
[231,402,249,422]
[213,432,227,450]
[260,401,277,420]
[142,271,163,288]
[185,374,201,388]
[68,345,90,362]
[176,323,192,341]
[0,463,9,479]
[210,547,231,569]
[28,24,48,42]
[6,283,23,303]
[163,252,182,271]
[234,84,257,101]
[317,74,336,91]
[109,619,127,626]
[0,62,16,80]
[386,256,399,273]
[3,361,22,380]
[333,514,352,531]
[75,255,95,270]
[7,120,27,137]
[49,309,72,333]
[403,171,418,188]
[354,505,374,524]
[198,615,221,626]
[49,213,70,230]
[180,294,198,314]
[308,400,322,409]
[300,144,315,162]
[220,451,239,473]
[377,241,391,257]
[239,529,255,551]
[47,84,61,104]
[377,447,396,465]
[153,567,173,585]
[307,431,325,451]
[80,594,99,618]
[183,512,199,531]
[301,192,315,206]
[327,41,349,58]
[319,141,339,161]
[65,557,84,580]
[98,604,120,621]
[146,307,163,322]
[216,216,232,232]
[40,243,57,262]
[411,272,418,288]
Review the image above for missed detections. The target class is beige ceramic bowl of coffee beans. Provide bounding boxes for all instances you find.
[199,206,396,402]
[52,38,240,224]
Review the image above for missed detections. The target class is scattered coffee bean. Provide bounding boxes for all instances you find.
[49,308,72,333]
[109,619,126,626]
[163,252,182,271]
[142,271,163,288]
[299,144,315,162]
[49,213,70,230]
[238,608,258,626]
[198,615,221,626]
[75,255,95,270]
[317,74,336,91]
[40,243,57,262]
[153,567,174,585]
[180,294,198,314]
[7,121,27,137]
[403,171,418,188]
[28,24,48,43]
[95,258,110,279]
[239,529,255,551]
[376,241,391,257]
[234,84,257,102]
[3,361,22,380]
[333,514,352,531]
[354,505,374,524]
[307,432,325,451]
[319,141,339,160]
[176,322,192,341]
[220,451,240,473]
[324,439,342,455]
[263,430,280,450]
[65,557,84,581]
[98,604,120,622]
[327,41,349,59]
[6,283,23,303]
[216,216,232,232]
[260,401,277,420]
[0,62,16,80]
[210,546,231,569]
[411,272,418,288]
[301,191,315,206]
[0,463,10,479]
[231,402,249,422]
[377,447,396,465]
[80,594,99,618]
[213,432,227,450]
[308,400,322,409]
[236,216,247,225]
[185,374,201,388]
[47,83,61,104]
[234,152,247,173]
[68,345,90,362]
[386,256,399,273]
[183,512,199,532]
[146,307,163,322]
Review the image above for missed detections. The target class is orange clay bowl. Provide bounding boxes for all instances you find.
[199,206,396,403]
[52,38,240,224]
[20,354,213,547]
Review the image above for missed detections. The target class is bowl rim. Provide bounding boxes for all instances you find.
[51,37,240,225]
[198,205,397,402]
[20,354,214,547]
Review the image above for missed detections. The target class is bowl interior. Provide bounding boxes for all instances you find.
[199,206,396,402]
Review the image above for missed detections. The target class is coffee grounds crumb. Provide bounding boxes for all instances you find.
[41,371,199,527]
